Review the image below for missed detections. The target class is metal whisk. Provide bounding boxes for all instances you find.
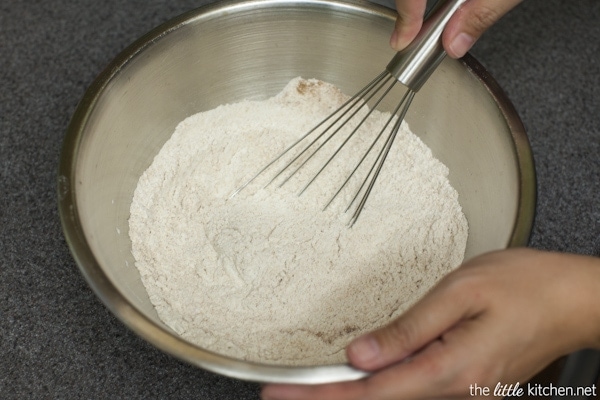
[232,0,466,226]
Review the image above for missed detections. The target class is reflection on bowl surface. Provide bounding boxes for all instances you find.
[58,0,535,384]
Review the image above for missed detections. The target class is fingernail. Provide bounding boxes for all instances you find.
[448,32,475,58]
[348,335,380,364]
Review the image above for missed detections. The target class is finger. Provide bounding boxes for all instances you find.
[262,318,485,400]
[442,0,524,58]
[361,315,505,400]
[261,379,367,400]
[261,342,452,400]
[391,0,427,50]
[263,336,470,400]
[346,275,481,371]
[362,339,457,399]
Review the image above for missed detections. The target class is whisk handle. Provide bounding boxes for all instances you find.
[386,0,467,92]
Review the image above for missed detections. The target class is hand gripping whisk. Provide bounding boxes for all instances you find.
[232,0,466,226]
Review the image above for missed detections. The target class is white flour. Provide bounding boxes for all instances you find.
[129,77,468,366]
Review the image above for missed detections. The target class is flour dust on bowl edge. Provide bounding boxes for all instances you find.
[58,0,536,384]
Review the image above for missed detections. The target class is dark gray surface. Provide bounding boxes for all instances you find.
[1,0,598,399]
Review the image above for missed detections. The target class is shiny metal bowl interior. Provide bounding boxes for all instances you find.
[58,0,535,384]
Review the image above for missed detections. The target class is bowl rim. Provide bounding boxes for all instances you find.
[57,0,536,384]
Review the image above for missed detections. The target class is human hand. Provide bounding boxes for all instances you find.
[261,248,600,400]
[391,0,524,58]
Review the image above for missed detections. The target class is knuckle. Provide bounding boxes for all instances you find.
[420,353,446,377]
[440,270,477,299]
[466,5,503,35]
[446,266,486,293]
[380,316,420,351]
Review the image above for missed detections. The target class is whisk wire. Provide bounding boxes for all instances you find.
[231,71,416,226]
[273,72,394,189]
[229,71,389,198]
[324,87,413,211]
[348,90,415,226]
[296,74,398,196]
[231,0,467,224]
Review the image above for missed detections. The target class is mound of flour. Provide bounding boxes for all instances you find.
[129,77,468,366]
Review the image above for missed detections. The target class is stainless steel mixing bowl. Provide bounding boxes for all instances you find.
[58,0,535,384]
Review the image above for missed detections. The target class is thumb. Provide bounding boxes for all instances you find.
[390,0,427,51]
[346,280,476,371]
[442,0,523,58]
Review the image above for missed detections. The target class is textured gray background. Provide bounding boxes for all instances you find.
[1,0,599,399]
